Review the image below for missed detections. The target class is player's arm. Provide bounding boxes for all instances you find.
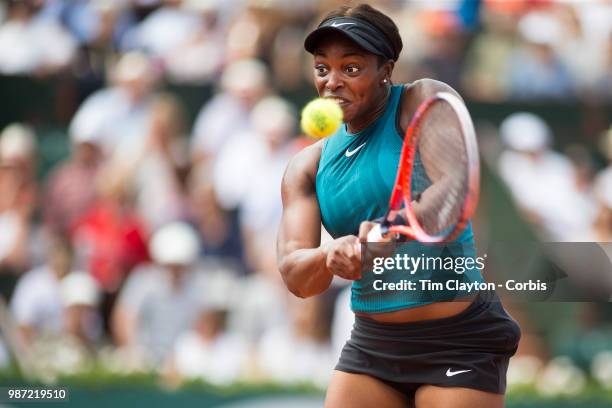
[277,142,360,298]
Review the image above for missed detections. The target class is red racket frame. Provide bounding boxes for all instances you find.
[381,92,480,243]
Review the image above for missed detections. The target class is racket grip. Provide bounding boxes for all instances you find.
[367,224,392,243]
[355,224,393,255]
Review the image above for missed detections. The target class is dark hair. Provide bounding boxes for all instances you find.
[320,3,403,63]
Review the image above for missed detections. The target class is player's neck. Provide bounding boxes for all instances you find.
[347,86,391,134]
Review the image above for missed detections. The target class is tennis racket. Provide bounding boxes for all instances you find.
[366,91,479,243]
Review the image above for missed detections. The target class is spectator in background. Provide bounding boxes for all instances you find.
[593,32,612,101]
[122,0,203,57]
[190,58,268,166]
[461,6,517,101]
[0,0,76,75]
[187,167,246,273]
[416,9,467,91]
[111,222,207,369]
[223,4,263,62]
[44,125,105,236]
[571,2,612,99]
[10,236,73,345]
[43,0,135,94]
[554,4,602,97]
[0,339,9,370]
[214,96,296,234]
[228,234,289,344]
[256,296,333,386]
[270,25,309,93]
[212,96,298,275]
[331,285,353,362]
[163,0,226,83]
[59,272,102,349]
[0,124,37,283]
[508,12,574,101]
[165,302,247,386]
[38,0,131,49]
[70,162,149,295]
[109,93,190,231]
[497,112,596,241]
[164,272,246,386]
[593,128,612,242]
[68,51,158,155]
[0,123,36,179]
[26,271,102,379]
[123,0,225,84]
[593,168,612,242]
[600,126,612,168]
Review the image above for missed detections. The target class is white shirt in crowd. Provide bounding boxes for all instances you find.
[10,266,63,333]
[117,259,239,366]
[498,149,597,241]
[257,325,334,387]
[123,6,201,56]
[331,286,354,361]
[214,132,291,226]
[228,273,288,341]
[0,15,76,75]
[69,87,153,154]
[172,330,248,385]
[117,264,208,365]
[191,93,252,160]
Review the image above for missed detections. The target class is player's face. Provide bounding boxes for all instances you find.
[313,34,390,130]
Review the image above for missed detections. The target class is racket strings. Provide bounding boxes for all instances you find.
[406,100,469,236]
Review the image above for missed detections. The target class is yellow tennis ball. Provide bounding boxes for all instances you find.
[300,98,343,138]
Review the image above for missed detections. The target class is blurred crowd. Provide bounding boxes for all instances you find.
[495,112,612,243]
[0,0,610,393]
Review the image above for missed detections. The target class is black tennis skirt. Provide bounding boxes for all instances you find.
[336,290,521,397]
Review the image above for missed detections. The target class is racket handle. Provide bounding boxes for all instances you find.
[355,224,393,255]
[367,223,392,243]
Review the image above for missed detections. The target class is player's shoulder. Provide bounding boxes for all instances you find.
[398,79,465,132]
[282,139,324,194]
[403,78,463,101]
[285,140,324,175]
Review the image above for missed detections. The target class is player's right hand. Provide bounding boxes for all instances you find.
[323,235,362,280]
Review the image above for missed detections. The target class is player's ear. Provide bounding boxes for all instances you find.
[380,60,394,84]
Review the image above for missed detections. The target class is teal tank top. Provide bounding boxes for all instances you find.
[316,84,484,313]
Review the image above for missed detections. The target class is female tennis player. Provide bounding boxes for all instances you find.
[277,4,520,408]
